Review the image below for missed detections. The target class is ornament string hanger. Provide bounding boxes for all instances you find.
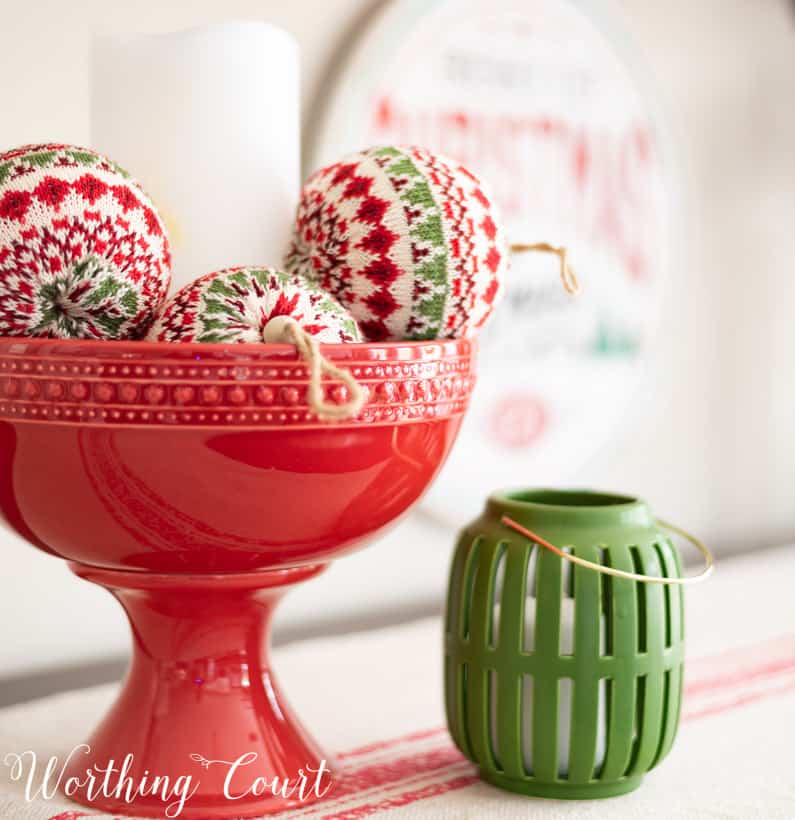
[510,243,581,295]
[262,316,366,422]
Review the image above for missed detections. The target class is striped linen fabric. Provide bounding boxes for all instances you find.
[0,545,792,819]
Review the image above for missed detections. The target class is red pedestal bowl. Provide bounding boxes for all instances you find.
[0,336,476,818]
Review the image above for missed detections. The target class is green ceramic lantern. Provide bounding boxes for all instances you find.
[445,488,710,799]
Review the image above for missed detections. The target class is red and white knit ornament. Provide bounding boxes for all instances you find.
[0,144,171,340]
[284,145,508,342]
[148,267,364,420]
[147,266,361,344]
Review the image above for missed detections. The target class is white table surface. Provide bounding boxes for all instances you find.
[1,544,794,819]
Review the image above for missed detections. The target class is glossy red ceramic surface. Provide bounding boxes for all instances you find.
[0,336,475,818]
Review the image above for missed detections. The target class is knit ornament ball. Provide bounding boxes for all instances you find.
[284,145,508,342]
[147,266,361,344]
[148,267,364,421]
[0,144,171,340]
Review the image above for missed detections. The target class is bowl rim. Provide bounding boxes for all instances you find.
[0,335,474,362]
[0,336,476,429]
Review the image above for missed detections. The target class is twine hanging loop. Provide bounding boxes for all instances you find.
[262,316,366,421]
[510,242,581,295]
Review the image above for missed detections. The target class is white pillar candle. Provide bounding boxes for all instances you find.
[544,598,607,776]
[91,21,300,292]
[492,597,607,776]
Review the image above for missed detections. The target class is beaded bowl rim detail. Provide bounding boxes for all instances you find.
[0,336,476,429]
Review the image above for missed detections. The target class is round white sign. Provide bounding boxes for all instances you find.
[311,0,676,525]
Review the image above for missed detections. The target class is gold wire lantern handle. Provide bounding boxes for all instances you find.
[501,515,714,586]
[509,242,581,295]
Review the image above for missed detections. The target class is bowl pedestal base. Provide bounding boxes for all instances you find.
[62,563,333,819]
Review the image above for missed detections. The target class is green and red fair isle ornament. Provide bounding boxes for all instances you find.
[284,145,509,342]
[148,267,364,420]
[147,266,361,344]
[0,144,171,340]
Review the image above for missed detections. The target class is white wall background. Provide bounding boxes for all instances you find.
[1,0,794,678]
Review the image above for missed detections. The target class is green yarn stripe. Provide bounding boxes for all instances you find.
[373,147,449,340]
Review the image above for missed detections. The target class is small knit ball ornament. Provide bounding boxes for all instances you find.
[0,144,171,339]
[147,266,361,344]
[284,145,509,342]
[148,267,364,421]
